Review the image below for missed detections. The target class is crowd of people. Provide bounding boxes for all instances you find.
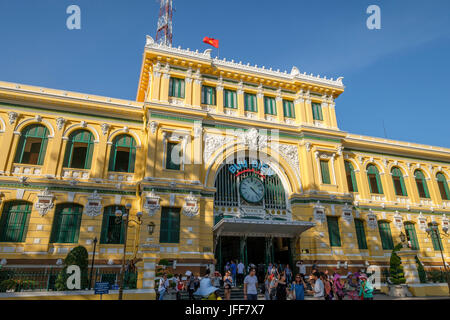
[157,259,374,300]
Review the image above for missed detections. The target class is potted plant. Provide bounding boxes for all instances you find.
[388,243,411,297]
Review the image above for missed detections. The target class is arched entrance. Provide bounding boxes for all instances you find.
[211,154,314,282]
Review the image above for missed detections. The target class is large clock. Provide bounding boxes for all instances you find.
[239,176,265,203]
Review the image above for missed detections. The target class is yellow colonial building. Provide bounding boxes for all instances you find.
[0,36,449,296]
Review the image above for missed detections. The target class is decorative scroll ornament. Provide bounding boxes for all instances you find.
[182,192,199,217]
[342,203,353,225]
[393,211,403,230]
[144,189,161,217]
[56,117,66,131]
[313,201,326,224]
[84,190,103,217]
[149,121,158,134]
[101,123,110,136]
[8,112,19,125]
[367,210,378,229]
[203,133,234,163]
[35,188,54,217]
[417,212,427,231]
[237,128,269,151]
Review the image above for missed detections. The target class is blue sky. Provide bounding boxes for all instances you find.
[0,0,449,148]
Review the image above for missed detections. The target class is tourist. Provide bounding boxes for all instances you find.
[158,273,170,300]
[244,268,259,300]
[333,273,345,300]
[284,264,293,284]
[358,274,374,300]
[296,260,306,279]
[276,273,288,300]
[237,260,245,286]
[308,272,324,300]
[213,271,221,288]
[194,276,222,300]
[322,272,333,300]
[267,263,273,275]
[264,274,271,300]
[289,274,305,300]
[230,260,237,287]
[175,274,184,300]
[345,272,358,300]
[186,273,196,300]
[223,270,233,300]
[269,274,278,300]
[224,261,230,273]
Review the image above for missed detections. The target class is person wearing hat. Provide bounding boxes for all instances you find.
[194,277,222,300]
[358,274,374,300]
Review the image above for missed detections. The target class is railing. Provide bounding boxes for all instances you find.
[0,268,137,292]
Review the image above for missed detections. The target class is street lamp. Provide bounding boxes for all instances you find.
[114,203,142,300]
[89,237,98,289]
[425,221,449,296]
[147,221,155,235]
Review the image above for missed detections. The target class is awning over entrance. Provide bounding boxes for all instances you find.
[213,218,315,238]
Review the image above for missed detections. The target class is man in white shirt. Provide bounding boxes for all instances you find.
[237,261,245,286]
[296,260,306,278]
[158,273,170,300]
[309,272,324,300]
[244,268,259,300]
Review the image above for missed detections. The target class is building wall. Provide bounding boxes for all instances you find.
[0,43,449,290]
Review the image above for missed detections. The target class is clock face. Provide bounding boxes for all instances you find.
[239,176,264,203]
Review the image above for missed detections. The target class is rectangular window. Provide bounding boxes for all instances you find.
[312,102,323,121]
[283,100,295,118]
[368,174,382,194]
[416,180,429,198]
[354,219,368,249]
[159,207,180,243]
[224,89,237,109]
[169,77,185,99]
[404,223,419,250]
[393,176,407,196]
[429,224,443,251]
[327,216,341,247]
[201,86,216,105]
[50,205,82,244]
[437,180,449,200]
[264,96,277,115]
[166,142,181,170]
[320,160,331,184]
[378,221,394,250]
[244,93,257,112]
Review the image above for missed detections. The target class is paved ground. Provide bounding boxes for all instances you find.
[257,294,450,300]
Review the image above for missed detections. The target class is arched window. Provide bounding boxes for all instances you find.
[14,124,49,165]
[378,220,394,250]
[404,222,419,250]
[391,167,407,196]
[367,164,383,194]
[50,204,83,244]
[100,206,125,244]
[63,130,94,169]
[436,173,449,201]
[414,170,430,198]
[0,201,32,242]
[108,135,136,173]
[345,161,358,192]
[354,218,367,249]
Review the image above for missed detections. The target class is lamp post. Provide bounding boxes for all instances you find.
[115,203,143,300]
[89,237,98,289]
[426,221,450,295]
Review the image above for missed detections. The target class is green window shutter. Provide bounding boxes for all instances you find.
[264,97,276,115]
[63,138,74,168]
[109,135,136,173]
[367,165,383,194]
[391,168,407,196]
[85,138,94,170]
[415,170,430,198]
[14,135,26,163]
[320,160,331,184]
[312,103,323,121]
[428,223,443,251]
[345,161,358,192]
[354,219,368,249]
[0,201,31,243]
[327,216,341,247]
[169,78,185,98]
[378,221,394,250]
[159,207,180,243]
[108,142,116,171]
[283,100,294,118]
[50,204,83,244]
[404,222,419,250]
[437,173,450,200]
[166,142,181,170]
[224,90,237,109]
[100,206,125,244]
[244,93,257,112]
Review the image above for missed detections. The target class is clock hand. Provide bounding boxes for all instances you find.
[250,186,259,194]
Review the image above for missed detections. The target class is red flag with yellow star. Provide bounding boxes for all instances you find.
[203,37,219,49]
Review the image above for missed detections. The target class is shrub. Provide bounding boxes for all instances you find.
[389,243,406,285]
[55,246,89,291]
[0,279,17,292]
[415,256,427,283]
